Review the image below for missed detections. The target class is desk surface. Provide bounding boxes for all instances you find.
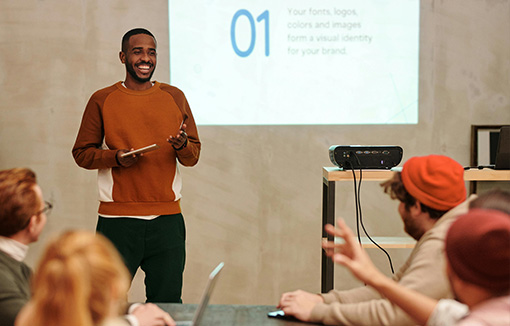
[323,167,510,181]
[156,304,322,326]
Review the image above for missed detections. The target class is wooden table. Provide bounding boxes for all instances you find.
[321,167,510,293]
[156,304,322,326]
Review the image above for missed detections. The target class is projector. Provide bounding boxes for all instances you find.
[329,145,403,170]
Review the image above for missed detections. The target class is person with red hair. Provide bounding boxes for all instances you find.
[0,168,48,326]
[0,168,174,326]
[16,230,133,326]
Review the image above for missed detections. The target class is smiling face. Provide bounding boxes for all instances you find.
[120,33,157,89]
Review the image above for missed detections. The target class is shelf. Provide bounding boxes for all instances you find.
[323,167,510,182]
[323,167,394,181]
[463,169,510,181]
[358,236,415,249]
[325,236,416,249]
[321,166,509,293]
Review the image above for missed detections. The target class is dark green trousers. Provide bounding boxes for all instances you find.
[96,214,186,303]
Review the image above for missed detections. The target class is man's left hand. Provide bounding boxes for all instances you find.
[167,123,188,150]
[131,303,175,326]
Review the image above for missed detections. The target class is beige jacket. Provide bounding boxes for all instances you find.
[310,197,474,326]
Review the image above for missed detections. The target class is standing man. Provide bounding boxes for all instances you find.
[278,155,471,326]
[72,28,201,303]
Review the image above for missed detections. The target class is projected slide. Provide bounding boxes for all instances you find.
[169,1,419,125]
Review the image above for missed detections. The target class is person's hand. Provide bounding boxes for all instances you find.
[131,303,175,326]
[116,149,140,167]
[277,290,323,321]
[322,218,384,286]
[167,123,187,150]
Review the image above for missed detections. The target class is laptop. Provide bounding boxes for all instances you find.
[495,126,510,170]
[175,262,224,326]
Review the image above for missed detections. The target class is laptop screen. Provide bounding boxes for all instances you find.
[191,262,224,326]
[495,126,510,170]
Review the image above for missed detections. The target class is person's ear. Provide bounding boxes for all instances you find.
[119,51,126,64]
[26,214,38,232]
[410,201,422,217]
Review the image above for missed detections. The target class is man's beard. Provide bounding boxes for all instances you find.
[403,216,424,241]
[126,62,155,83]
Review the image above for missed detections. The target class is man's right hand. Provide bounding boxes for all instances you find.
[117,149,139,167]
[322,218,385,286]
[277,290,324,321]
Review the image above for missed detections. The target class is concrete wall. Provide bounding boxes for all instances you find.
[0,0,509,305]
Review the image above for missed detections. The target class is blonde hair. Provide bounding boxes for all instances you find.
[22,230,130,326]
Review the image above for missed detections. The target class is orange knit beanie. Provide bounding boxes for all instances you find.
[401,155,466,211]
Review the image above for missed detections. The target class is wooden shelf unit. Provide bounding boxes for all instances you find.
[321,167,510,293]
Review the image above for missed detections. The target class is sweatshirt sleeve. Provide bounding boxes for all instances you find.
[174,106,200,167]
[72,92,119,170]
[310,298,416,326]
[310,236,451,326]
[162,85,201,167]
[321,285,383,304]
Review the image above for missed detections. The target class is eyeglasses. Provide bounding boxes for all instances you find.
[20,201,53,230]
[36,201,53,216]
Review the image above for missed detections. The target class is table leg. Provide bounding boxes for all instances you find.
[322,178,335,293]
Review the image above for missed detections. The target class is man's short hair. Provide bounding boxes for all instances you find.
[0,168,39,236]
[470,189,510,215]
[121,28,156,53]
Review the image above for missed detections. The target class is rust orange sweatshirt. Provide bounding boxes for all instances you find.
[72,81,200,216]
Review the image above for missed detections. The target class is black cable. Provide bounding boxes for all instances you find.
[350,166,362,244]
[349,152,395,274]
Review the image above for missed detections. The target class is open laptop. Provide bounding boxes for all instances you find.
[495,126,510,170]
[175,262,224,326]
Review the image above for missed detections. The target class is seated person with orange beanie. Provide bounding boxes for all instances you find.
[324,206,510,325]
[278,155,472,326]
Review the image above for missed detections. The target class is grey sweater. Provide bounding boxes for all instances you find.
[0,250,31,326]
